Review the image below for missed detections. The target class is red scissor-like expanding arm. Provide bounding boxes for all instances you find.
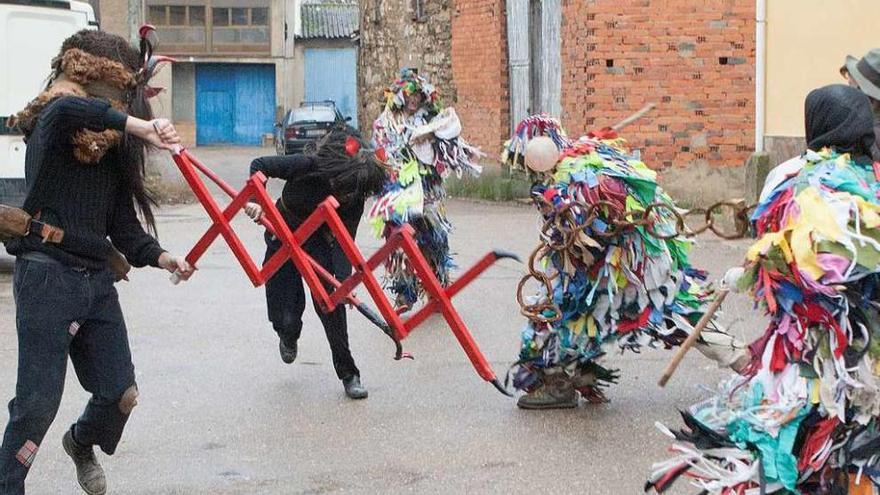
[171,149,514,395]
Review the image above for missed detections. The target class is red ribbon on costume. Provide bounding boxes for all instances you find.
[375,147,387,163]
[797,417,840,472]
[617,307,651,334]
[344,136,361,157]
[588,127,619,140]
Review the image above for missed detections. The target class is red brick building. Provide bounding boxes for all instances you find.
[361,0,756,171]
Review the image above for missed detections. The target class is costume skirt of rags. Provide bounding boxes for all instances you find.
[510,136,745,400]
[646,150,880,494]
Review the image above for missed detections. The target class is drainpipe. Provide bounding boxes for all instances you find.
[754,0,767,152]
[127,0,141,45]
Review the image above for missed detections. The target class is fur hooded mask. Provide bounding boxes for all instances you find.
[9,28,166,164]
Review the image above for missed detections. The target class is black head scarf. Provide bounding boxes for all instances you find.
[805,84,876,161]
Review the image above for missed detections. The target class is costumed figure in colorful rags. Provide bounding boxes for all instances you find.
[505,115,750,410]
[646,85,880,494]
[368,69,483,311]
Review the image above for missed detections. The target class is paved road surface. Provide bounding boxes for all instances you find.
[0,147,766,494]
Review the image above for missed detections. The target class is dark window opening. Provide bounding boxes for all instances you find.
[605,59,614,67]
[169,5,186,25]
[251,7,268,25]
[148,5,167,25]
[190,6,205,26]
[719,57,729,65]
[212,8,230,26]
[231,7,248,26]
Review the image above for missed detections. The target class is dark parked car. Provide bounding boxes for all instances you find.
[275,101,354,155]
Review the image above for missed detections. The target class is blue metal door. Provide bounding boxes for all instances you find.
[196,64,276,145]
[304,48,357,127]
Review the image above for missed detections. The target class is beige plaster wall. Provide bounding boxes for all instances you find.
[765,0,880,137]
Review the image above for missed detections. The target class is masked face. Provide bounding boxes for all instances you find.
[405,91,424,115]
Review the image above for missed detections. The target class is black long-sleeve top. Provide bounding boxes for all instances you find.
[5,96,165,269]
[249,154,363,242]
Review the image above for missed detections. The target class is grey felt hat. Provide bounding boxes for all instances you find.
[844,49,880,101]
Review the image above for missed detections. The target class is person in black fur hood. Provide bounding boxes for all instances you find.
[0,29,193,495]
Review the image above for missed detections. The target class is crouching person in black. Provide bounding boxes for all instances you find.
[246,127,389,400]
[0,30,193,495]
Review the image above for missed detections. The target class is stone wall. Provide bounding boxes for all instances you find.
[764,135,804,168]
[561,0,756,169]
[358,0,455,133]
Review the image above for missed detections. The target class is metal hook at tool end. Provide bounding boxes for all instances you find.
[491,378,514,397]
[492,249,523,263]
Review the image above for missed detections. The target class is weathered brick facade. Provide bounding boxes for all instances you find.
[358,0,755,170]
[561,0,755,168]
[450,0,509,152]
[358,0,456,132]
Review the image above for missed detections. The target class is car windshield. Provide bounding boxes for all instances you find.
[289,107,336,124]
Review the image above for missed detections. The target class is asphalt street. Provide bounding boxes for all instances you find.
[0,147,767,494]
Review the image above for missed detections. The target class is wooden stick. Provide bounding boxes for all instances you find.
[658,289,729,387]
[611,103,657,131]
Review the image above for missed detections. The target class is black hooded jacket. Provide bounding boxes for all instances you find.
[805,84,877,164]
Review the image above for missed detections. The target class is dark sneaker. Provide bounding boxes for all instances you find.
[279,339,298,364]
[516,383,578,410]
[342,375,368,400]
[62,429,106,495]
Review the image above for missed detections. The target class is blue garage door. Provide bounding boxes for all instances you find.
[196,64,275,145]
[304,48,357,127]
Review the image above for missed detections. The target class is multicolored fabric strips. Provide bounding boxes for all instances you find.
[369,70,482,308]
[647,149,880,494]
[509,123,735,399]
[502,114,571,172]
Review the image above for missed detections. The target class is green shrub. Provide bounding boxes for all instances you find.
[446,169,532,202]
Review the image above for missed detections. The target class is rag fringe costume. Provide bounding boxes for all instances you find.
[368,70,482,309]
[507,117,747,407]
[647,87,880,494]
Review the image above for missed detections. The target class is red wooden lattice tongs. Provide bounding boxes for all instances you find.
[169,147,517,395]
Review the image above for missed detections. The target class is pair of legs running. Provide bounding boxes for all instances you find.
[0,256,138,495]
[263,233,367,399]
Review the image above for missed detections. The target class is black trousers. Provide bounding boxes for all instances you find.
[0,256,137,494]
[263,233,359,380]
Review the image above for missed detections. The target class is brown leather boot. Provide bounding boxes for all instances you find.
[62,429,106,495]
[516,377,578,410]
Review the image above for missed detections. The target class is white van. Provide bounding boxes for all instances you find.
[0,0,96,207]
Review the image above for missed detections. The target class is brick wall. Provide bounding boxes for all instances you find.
[358,0,456,132]
[450,0,509,153]
[560,0,755,168]
[359,0,756,168]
